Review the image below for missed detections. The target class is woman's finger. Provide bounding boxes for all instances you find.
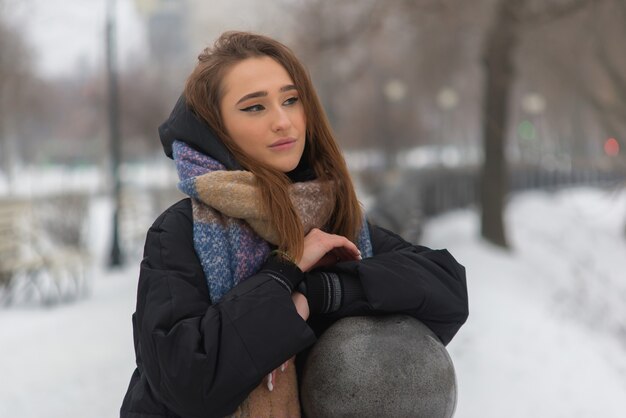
[266,371,274,391]
[266,358,293,392]
[333,245,361,262]
[299,229,361,271]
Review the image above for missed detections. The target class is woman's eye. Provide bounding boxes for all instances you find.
[240,104,264,112]
[284,97,299,106]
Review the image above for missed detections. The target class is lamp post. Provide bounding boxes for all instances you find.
[519,92,547,188]
[382,78,407,170]
[436,86,459,166]
[106,0,123,267]
[520,92,546,162]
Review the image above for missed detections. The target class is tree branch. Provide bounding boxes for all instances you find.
[521,0,597,26]
[591,0,626,117]
[313,0,387,50]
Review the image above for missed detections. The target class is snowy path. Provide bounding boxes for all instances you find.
[1,196,140,418]
[428,188,626,418]
[0,265,139,417]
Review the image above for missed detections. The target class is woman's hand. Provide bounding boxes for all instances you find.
[296,228,361,272]
[291,291,309,321]
[266,356,294,392]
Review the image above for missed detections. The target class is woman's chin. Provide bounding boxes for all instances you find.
[268,158,301,173]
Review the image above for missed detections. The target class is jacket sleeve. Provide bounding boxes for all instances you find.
[319,222,469,346]
[134,203,316,418]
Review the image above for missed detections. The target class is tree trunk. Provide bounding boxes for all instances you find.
[480,0,527,248]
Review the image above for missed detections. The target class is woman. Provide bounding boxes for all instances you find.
[121,31,468,418]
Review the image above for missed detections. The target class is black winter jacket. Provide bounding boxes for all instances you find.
[121,95,468,417]
[120,198,468,418]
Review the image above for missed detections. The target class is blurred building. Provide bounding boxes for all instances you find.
[132,0,293,101]
[134,0,191,81]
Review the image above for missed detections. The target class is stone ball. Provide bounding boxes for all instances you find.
[301,315,457,418]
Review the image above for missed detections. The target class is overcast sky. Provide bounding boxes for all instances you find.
[5,0,145,77]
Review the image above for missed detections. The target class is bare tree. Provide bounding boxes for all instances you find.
[480,0,527,248]
[0,0,34,185]
[118,67,175,158]
[480,0,593,248]
[582,0,626,155]
[289,0,483,153]
[286,0,604,246]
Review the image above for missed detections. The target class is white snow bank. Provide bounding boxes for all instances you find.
[425,187,626,418]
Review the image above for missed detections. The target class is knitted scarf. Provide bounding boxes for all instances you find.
[172,140,373,417]
[173,140,373,302]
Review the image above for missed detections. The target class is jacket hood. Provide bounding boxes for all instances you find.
[158,95,242,170]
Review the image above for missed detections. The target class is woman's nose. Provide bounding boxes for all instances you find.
[271,107,292,133]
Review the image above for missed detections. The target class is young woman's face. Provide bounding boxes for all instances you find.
[220,56,307,173]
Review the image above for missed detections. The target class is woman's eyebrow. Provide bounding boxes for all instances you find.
[236,84,297,105]
[280,84,297,93]
[236,91,266,105]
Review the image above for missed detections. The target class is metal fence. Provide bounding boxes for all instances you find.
[364,163,625,242]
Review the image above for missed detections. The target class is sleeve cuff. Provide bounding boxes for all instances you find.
[259,255,305,293]
[305,271,342,314]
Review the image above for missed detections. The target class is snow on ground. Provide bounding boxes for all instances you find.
[425,187,626,418]
[0,196,141,418]
[1,187,626,417]
[0,265,138,417]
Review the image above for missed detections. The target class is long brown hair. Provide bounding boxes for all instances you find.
[184,31,362,259]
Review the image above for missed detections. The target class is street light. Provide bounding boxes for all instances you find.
[384,79,407,103]
[521,92,546,115]
[106,0,123,267]
[436,87,459,111]
[519,92,547,165]
[435,86,459,166]
[382,78,407,171]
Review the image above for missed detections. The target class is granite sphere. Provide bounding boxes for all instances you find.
[301,315,457,418]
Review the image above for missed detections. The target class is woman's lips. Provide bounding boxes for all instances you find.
[269,138,297,151]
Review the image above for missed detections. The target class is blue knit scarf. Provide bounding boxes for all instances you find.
[172,140,373,303]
